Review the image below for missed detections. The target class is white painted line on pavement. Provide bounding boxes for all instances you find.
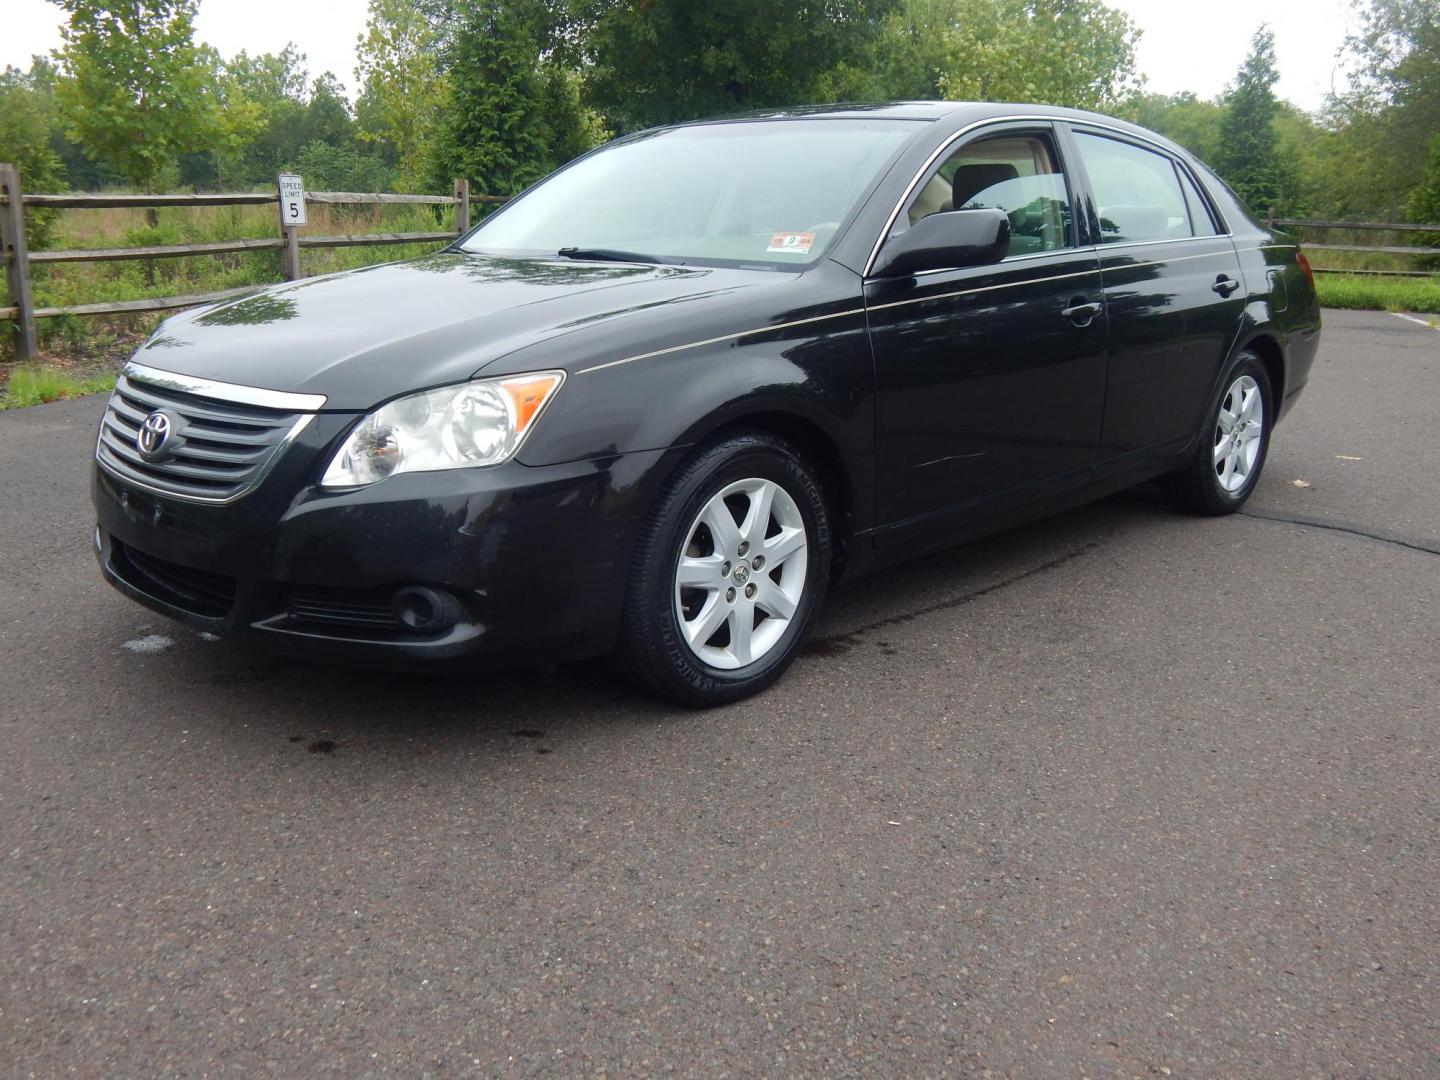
[1391,312,1439,332]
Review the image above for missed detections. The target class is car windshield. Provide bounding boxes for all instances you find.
[460,119,924,268]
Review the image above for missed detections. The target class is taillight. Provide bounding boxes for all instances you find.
[1296,250,1315,288]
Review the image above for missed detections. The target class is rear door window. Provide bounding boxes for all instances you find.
[1073,132,1193,244]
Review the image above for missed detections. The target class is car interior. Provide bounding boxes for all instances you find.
[904,135,1072,256]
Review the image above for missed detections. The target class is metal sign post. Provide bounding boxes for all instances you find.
[277,173,306,280]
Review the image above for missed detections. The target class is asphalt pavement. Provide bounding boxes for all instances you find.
[1,308,1436,1077]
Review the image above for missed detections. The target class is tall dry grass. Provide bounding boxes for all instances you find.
[2,197,486,362]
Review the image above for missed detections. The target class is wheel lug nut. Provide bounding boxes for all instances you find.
[745,583,756,599]
[738,541,749,556]
[726,587,736,603]
[721,562,731,576]
[752,555,764,570]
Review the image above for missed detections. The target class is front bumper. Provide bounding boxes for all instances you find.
[93,416,677,668]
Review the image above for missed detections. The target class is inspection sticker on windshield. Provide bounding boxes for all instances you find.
[767,232,816,254]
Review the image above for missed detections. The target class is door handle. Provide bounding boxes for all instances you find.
[1061,299,1102,325]
[1213,275,1241,297]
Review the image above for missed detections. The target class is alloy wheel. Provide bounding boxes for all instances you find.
[673,477,808,670]
[1213,374,1264,493]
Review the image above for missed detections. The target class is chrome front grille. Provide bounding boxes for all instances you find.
[96,366,317,503]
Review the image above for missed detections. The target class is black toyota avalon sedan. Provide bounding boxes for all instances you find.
[93,102,1321,705]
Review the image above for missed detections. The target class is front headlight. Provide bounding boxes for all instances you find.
[320,371,565,488]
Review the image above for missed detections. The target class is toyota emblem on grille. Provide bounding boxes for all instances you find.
[137,410,174,460]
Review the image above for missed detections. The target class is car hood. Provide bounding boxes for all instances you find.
[137,252,781,411]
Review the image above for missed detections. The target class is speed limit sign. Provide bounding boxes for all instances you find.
[277,173,306,227]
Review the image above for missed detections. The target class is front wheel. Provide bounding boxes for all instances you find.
[618,432,831,706]
[1168,351,1273,515]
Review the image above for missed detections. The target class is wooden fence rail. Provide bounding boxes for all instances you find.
[11,184,1432,359]
[1267,214,1440,277]
[0,165,510,360]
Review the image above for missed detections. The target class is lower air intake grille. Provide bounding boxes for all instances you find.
[288,587,403,632]
[113,541,238,618]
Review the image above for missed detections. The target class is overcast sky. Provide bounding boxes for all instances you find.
[5,0,1357,113]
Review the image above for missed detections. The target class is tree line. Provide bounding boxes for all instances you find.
[1,0,1437,229]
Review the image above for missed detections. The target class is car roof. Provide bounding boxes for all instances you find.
[661,102,1192,159]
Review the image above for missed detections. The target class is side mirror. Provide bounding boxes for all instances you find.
[871,208,1010,278]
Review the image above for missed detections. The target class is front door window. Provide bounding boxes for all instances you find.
[904,134,1074,258]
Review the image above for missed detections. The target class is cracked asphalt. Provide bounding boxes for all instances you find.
[1,308,1436,1077]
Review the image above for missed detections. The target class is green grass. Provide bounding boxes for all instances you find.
[1,365,116,409]
[1315,273,1440,314]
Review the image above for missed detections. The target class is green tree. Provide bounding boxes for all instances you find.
[297,139,394,191]
[937,0,1139,107]
[535,64,609,167]
[355,0,448,191]
[1120,92,1224,162]
[229,43,310,105]
[48,0,226,190]
[1346,0,1440,122]
[221,45,307,181]
[579,0,897,131]
[1409,134,1440,223]
[220,48,341,184]
[824,0,1139,109]
[1331,0,1440,215]
[431,1,603,195]
[303,74,355,149]
[1407,133,1440,268]
[0,63,68,246]
[9,56,113,189]
[199,45,377,189]
[1270,102,1324,217]
[1212,25,1286,214]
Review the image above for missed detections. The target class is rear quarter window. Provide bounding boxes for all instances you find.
[1177,166,1222,236]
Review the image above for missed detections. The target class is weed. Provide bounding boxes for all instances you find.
[1,365,116,409]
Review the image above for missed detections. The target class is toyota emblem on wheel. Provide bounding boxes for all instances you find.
[136,411,172,459]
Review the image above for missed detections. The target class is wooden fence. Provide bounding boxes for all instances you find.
[0,164,509,360]
[1266,212,1440,277]
[6,170,1436,360]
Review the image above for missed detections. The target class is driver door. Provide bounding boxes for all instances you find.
[866,124,1107,534]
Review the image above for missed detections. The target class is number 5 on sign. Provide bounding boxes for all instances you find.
[277,173,306,226]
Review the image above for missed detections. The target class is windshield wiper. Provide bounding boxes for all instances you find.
[557,246,663,265]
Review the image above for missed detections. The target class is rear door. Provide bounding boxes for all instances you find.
[866,123,1107,532]
[1065,127,1246,462]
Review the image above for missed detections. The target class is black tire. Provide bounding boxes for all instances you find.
[617,431,831,707]
[1168,349,1274,515]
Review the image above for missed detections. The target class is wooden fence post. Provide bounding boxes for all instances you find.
[282,225,301,281]
[453,178,470,235]
[0,164,38,361]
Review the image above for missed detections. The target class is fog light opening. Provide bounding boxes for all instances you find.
[392,586,463,633]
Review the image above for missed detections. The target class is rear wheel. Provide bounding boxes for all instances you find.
[618,432,830,706]
[1168,350,1272,515]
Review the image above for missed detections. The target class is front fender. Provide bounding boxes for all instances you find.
[518,308,875,527]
